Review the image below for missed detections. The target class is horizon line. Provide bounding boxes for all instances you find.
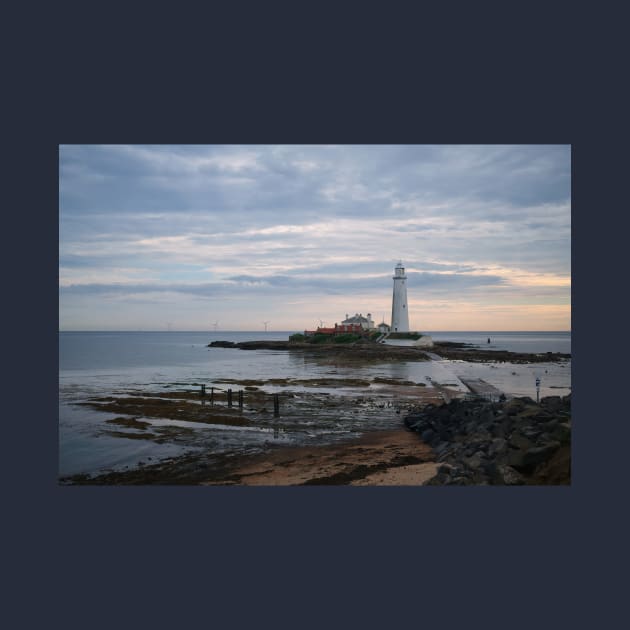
[58,329,572,333]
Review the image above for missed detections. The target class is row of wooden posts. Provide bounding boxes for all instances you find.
[200,384,280,416]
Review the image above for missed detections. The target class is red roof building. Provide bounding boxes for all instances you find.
[303,323,365,336]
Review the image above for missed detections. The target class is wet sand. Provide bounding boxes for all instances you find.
[201,428,437,486]
[64,427,437,485]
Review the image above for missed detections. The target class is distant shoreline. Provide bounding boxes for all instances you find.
[208,339,571,364]
[59,329,572,334]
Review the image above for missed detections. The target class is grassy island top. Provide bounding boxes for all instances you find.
[288,331,424,344]
[289,332,370,344]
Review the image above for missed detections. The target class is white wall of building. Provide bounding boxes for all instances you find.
[391,262,410,332]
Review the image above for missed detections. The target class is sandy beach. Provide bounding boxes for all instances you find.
[63,426,439,485]
[202,428,437,486]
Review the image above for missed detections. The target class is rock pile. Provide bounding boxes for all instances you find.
[404,394,571,485]
[431,341,571,363]
[208,339,430,361]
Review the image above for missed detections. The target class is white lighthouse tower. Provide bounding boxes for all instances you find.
[391,261,410,332]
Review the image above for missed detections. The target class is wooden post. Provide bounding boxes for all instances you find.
[227,388,233,407]
[238,389,243,409]
[210,387,214,405]
[201,384,206,397]
[273,393,279,417]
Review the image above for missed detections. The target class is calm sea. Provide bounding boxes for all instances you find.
[424,331,570,354]
[59,330,571,478]
[60,330,571,371]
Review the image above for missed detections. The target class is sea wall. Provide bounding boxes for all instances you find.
[404,394,571,485]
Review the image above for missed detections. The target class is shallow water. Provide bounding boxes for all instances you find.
[424,331,571,354]
[59,331,571,478]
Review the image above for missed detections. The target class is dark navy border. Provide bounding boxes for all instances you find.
[7,3,622,628]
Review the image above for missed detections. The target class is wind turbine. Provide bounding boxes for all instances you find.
[213,321,219,332]
[263,321,270,332]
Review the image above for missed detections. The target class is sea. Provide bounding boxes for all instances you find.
[59,330,571,478]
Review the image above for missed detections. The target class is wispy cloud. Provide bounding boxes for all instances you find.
[59,144,571,331]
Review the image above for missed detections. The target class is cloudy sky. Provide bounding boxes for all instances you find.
[59,145,571,331]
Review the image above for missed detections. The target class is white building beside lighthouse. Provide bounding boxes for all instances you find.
[391,261,410,332]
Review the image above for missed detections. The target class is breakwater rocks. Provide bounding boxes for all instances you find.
[208,340,431,361]
[404,395,571,485]
[431,341,570,364]
[209,340,570,364]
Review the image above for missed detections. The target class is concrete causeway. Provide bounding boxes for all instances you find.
[458,377,505,402]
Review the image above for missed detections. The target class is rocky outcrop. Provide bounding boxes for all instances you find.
[208,339,431,361]
[431,342,571,363]
[208,339,569,364]
[404,394,571,485]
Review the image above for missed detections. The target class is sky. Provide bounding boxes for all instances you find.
[59,144,571,332]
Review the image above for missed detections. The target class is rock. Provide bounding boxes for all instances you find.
[540,396,564,412]
[464,451,486,470]
[433,442,449,456]
[553,422,571,444]
[450,476,473,485]
[428,472,459,485]
[489,437,507,455]
[506,449,526,469]
[522,442,561,468]
[492,423,507,438]
[522,427,541,440]
[497,465,525,485]
[536,432,555,445]
[478,409,497,425]
[504,398,527,415]
[509,433,533,450]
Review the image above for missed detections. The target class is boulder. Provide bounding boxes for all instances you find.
[540,396,564,412]
[509,433,533,450]
[506,449,526,469]
[522,427,542,440]
[488,437,507,456]
[497,465,525,485]
[522,442,561,468]
[551,422,571,444]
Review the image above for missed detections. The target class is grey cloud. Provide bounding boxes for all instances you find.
[61,282,229,297]
[59,145,570,329]
[406,272,506,290]
[61,270,506,300]
[60,145,570,235]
